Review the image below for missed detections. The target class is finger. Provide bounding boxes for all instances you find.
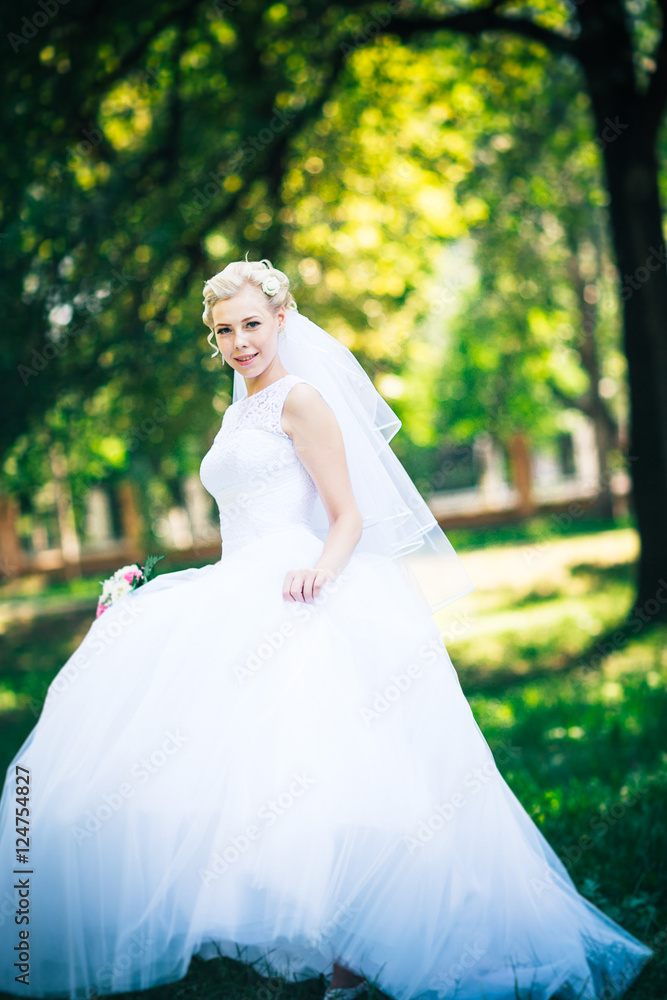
[289,575,307,603]
[283,572,298,602]
[303,574,317,604]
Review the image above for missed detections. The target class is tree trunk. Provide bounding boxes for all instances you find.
[508,432,536,518]
[565,243,618,521]
[49,448,81,581]
[117,480,145,563]
[605,154,667,613]
[576,0,667,617]
[0,494,25,580]
[590,407,616,520]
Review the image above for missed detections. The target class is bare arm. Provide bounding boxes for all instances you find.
[280,383,363,603]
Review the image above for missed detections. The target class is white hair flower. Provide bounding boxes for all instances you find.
[261,275,281,297]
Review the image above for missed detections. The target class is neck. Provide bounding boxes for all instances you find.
[243,360,290,397]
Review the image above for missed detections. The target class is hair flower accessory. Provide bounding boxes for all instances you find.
[261,275,281,297]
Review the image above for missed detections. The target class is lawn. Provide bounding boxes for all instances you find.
[0,519,665,999]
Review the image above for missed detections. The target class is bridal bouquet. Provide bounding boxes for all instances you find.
[96,554,165,618]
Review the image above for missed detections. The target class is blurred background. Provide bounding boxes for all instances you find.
[1,0,667,997]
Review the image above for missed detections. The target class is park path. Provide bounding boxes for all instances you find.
[0,528,639,634]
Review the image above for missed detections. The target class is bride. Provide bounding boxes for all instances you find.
[0,258,652,1000]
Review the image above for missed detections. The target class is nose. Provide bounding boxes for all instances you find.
[232,327,251,348]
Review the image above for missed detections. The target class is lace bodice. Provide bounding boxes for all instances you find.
[199,374,319,554]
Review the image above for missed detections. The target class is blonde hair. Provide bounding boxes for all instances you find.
[202,255,297,356]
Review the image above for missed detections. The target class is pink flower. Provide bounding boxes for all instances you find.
[123,568,143,584]
[95,602,107,618]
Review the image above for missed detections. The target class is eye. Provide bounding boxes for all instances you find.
[247,320,260,328]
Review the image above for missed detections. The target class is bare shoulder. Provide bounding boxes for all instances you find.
[281,381,334,437]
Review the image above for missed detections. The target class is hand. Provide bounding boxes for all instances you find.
[282,566,337,604]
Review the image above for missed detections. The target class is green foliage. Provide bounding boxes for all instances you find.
[0,0,643,515]
[142,553,166,580]
[427,43,626,453]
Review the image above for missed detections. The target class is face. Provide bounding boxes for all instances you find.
[211,285,285,377]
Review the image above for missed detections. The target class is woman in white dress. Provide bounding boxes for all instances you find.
[0,258,653,1000]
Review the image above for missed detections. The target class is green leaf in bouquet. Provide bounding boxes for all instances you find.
[143,554,166,582]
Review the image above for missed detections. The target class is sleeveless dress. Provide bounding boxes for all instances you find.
[0,374,652,999]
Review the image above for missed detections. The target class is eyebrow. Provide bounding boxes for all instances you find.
[215,315,260,329]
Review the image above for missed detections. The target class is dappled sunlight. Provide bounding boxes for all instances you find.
[423,527,641,686]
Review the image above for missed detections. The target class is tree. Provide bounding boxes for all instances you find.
[437,46,628,520]
[0,0,349,462]
[369,0,667,614]
[2,0,666,619]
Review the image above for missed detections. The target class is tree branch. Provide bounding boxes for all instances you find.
[148,36,351,338]
[546,378,618,439]
[546,378,583,411]
[79,0,200,114]
[373,7,579,59]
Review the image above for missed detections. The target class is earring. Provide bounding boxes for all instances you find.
[220,354,225,366]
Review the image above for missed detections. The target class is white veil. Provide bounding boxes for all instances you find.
[232,306,475,614]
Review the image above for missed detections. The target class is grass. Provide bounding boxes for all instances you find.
[0,517,665,999]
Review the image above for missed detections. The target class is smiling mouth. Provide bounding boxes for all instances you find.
[234,353,258,362]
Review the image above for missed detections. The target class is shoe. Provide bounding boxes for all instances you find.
[323,980,368,1000]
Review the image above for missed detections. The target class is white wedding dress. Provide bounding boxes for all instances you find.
[0,374,652,999]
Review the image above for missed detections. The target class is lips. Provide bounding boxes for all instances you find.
[234,353,258,365]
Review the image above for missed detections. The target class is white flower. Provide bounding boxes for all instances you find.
[111,580,132,603]
[261,275,281,297]
[100,567,139,607]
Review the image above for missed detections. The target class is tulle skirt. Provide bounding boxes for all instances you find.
[0,525,652,999]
